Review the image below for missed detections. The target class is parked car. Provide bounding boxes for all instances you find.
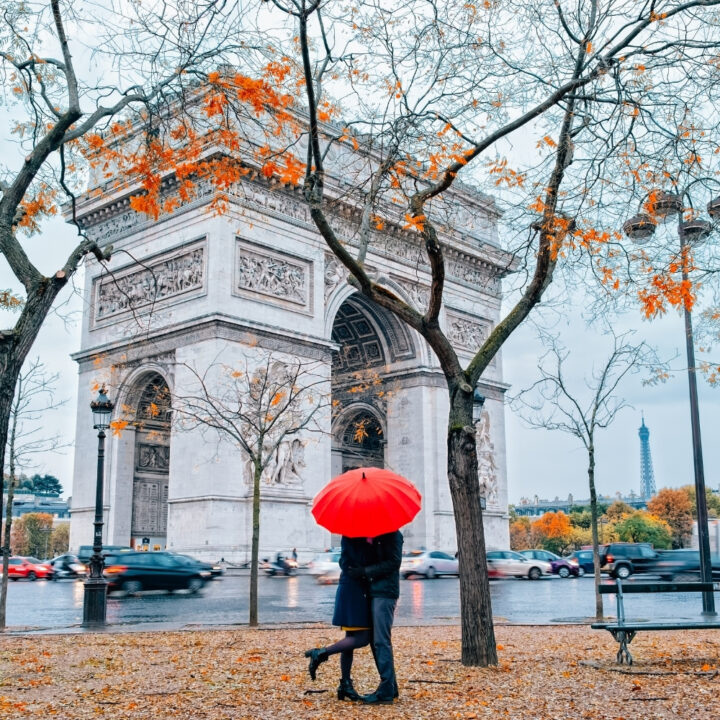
[307,550,341,583]
[401,550,459,579]
[600,542,661,579]
[77,545,133,563]
[486,550,552,580]
[566,550,596,576]
[519,549,579,578]
[7,556,53,581]
[103,551,210,594]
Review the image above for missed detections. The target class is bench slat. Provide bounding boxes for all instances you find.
[592,621,720,631]
[598,582,715,594]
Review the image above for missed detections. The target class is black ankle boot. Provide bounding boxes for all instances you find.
[337,678,362,702]
[304,647,328,681]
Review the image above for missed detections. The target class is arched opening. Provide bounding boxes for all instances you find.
[338,409,385,472]
[130,373,171,549]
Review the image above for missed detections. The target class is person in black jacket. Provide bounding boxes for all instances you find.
[346,530,403,705]
[304,536,373,701]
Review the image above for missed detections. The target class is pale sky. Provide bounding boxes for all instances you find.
[2,213,718,505]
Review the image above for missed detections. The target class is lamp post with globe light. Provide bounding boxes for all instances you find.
[623,188,717,614]
[83,386,114,625]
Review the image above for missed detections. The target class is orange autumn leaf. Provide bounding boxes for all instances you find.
[403,213,426,232]
[109,419,128,437]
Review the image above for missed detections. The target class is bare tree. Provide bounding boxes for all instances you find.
[511,329,660,620]
[1,357,66,628]
[171,351,329,626]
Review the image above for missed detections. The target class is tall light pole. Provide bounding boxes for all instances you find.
[83,386,114,625]
[624,189,716,614]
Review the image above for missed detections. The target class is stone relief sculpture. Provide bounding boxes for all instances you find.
[447,313,489,352]
[324,255,346,302]
[245,438,306,488]
[268,438,306,486]
[236,246,308,306]
[137,444,170,472]
[95,246,204,320]
[474,409,499,507]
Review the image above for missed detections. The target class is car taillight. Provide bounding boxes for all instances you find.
[104,565,127,575]
[605,554,614,563]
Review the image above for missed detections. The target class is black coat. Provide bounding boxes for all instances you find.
[332,536,372,627]
[364,531,403,599]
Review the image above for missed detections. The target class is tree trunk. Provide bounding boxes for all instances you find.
[587,443,603,621]
[447,385,497,666]
[249,459,262,626]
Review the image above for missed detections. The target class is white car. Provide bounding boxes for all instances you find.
[401,550,459,579]
[486,550,552,580]
[307,550,341,583]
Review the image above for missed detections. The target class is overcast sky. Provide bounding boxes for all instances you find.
[2,211,718,505]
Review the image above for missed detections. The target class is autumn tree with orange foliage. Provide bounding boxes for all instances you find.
[530,511,574,555]
[230,0,720,666]
[0,0,263,591]
[647,487,694,549]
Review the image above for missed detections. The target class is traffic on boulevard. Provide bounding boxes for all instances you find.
[5,564,717,632]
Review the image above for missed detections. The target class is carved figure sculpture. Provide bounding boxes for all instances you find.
[474,410,498,506]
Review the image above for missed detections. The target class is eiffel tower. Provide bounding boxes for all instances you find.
[638,416,656,499]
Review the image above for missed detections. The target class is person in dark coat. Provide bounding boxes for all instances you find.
[304,536,373,701]
[346,530,403,704]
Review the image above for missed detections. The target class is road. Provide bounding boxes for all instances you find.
[4,573,718,632]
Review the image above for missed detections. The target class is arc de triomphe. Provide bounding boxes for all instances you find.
[68,163,512,561]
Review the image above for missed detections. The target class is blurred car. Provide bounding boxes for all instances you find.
[646,549,720,581]
[401,550,459,579]
[171,554,224,578]
[519,549,579,578]
[307,550,341,583]
[77,545,133,563]
[48,553,86,579]
[103,551,210,594]
[7,556,53,581]
[566,550,596,576]
[485,550,552,580]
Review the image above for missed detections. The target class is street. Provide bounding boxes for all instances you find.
[5,573,718,632]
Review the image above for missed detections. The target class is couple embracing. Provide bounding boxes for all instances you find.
[304,530,403,705]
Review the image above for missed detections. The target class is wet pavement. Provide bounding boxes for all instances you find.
[5,572,718,632]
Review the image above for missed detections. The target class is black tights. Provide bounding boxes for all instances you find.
[324,629,371,680]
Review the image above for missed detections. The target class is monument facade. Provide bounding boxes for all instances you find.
[68,152,513,561]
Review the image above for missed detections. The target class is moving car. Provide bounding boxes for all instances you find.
[485,550,552,580]
[307,550,341,583]
[401,550,459,579]
[77,545,133,563]
[171,554,224,578]
[519,549,579,578]
[103,551,210,594]
[8,556,53,581]
[644,549,720,582]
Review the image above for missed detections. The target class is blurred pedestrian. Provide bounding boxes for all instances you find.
[304,536,373,701]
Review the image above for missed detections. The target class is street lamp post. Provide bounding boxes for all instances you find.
[83,386,114,626]
[624,190,716,614]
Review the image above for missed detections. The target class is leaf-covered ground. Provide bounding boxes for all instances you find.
[0,624,718,719]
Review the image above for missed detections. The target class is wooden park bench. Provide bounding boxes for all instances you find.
[591,580,720,665]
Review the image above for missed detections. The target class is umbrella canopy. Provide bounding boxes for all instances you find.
[311,467,422,537]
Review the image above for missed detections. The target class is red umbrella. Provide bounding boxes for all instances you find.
[311,467,422,537]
